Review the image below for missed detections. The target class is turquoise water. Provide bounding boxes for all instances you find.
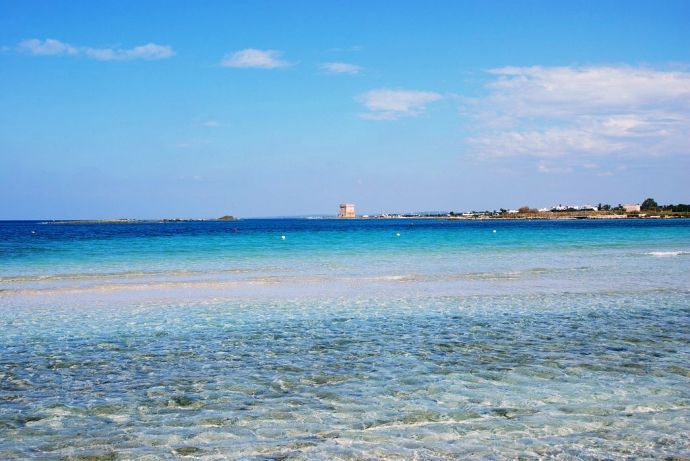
[1,219,689,459]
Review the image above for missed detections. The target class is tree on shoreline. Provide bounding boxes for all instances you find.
[641,198,658,211]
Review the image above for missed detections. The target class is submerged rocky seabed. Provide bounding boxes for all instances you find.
[1,290,689,460]
[1,219,689,459]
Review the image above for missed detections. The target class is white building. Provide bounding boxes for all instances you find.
[623,204,641,212]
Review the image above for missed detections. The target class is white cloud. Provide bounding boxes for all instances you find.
[18,38,78,56]
[87,43,174,61]
[17,38,174,61]
[468,126,624,158]
[466,66,690,160]
[83,43,174,61]
[485,66,690,116]
[203,120,223,128]
[126,43,175,60]
[220,49,289,69]
[320,62,361,75]
[357,89,442,120]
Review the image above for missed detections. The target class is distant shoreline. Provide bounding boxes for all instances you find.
[25,213,689,224]
[325,214,689,221]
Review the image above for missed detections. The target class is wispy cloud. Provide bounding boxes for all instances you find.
[84,43,174,61]
[357,89,442,120]
[320,62,361,75]
[18,38,78,56]
[17,38,174,61]
[202,120,223,128]
[220,49,290,69]
[465,66,690,161]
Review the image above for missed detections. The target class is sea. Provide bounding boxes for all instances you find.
[0,218,689,460]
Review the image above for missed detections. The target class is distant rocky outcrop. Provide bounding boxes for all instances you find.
[217,215,236,221]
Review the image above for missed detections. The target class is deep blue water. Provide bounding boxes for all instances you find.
[1,219,689,459]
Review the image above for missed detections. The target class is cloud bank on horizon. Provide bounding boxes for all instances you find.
[465,66,690,163]
[352,66,690,174]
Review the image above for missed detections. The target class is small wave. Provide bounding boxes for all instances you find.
[645,251,689,257]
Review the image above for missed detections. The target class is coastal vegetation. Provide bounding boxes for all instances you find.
[640,198,690,212]
[410,198,690,220]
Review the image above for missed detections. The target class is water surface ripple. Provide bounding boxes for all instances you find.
[0,219,689,459]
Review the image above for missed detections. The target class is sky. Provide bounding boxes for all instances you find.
[1,0,689,219]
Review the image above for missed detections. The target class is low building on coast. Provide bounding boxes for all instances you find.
[624,204,641,212]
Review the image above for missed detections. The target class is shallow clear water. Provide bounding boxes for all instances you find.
[1,219,689,459]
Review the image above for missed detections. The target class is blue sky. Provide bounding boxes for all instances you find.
[1,0,689,218]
